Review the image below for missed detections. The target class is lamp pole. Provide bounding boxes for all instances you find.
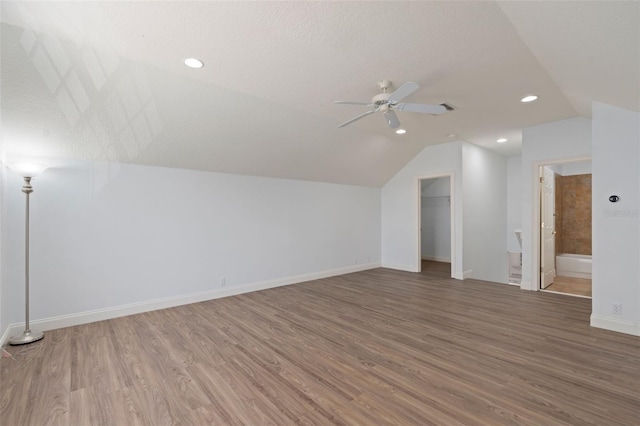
[9,173,44,345]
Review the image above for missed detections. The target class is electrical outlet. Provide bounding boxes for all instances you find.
[367,257,371,263]
[220,277,226,287]
[612,304,622,315]
[353,257,358,265]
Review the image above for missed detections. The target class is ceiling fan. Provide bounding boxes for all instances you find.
[335,80,448,129]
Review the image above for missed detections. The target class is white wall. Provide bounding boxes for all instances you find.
[462,143,507,283]
[561,161,592,176]
[421,177,450,198]
[591,102,640,336]
[382,142,463,277]
[1,160,381,338]
[520,118,592,290]
[507,156,523,252]
[381,141,507,282]
[421,177,451,262]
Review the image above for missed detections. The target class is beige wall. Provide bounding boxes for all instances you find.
[556,174,592,255]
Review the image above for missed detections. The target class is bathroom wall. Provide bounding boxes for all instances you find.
[562,162,592,176]
[557,173,592,255]
[554,172,563,254]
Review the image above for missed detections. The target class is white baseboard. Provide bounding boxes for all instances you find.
[0,326,13,349]
[462,269,473,280]
[519,280,536,291]
[421,255,451,263]
[559,272,592,280]
[381,263,418,272]
[590,315,640,336]
[1,263,380,347]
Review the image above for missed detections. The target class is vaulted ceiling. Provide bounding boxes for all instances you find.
[1,1,638,187]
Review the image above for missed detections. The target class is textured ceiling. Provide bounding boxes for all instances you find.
[1,1,638,187]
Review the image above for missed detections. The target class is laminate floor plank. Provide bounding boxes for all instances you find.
[187,361,292,426]
[2,268,639,425]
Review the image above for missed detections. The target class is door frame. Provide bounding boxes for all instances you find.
[540,165,556,289]
[417,172,459,279]
[530,156,591,291]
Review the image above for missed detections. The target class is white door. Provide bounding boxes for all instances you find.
[540,167,556,288]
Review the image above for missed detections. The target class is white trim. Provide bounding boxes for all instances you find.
[540,289,591,299]
[463,269,473,280]
[421,255,451,262]
[1,263,379,347]
[557,271,592,280]
[381,263,418,272]
[590,315,640,336]
[522,282,536,291]
[0,326,12,348]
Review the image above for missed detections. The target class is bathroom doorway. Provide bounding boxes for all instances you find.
[539,161,592,297]
[419,176,452,277]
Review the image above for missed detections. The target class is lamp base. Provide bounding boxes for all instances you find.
[8,330,44,345]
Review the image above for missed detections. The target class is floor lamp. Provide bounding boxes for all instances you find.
[7,163,48,345]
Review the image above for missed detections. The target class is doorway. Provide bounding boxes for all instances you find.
[419,176,452,277]
[539,161,592,297]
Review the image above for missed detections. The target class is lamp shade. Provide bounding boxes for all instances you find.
[6,162,48,177]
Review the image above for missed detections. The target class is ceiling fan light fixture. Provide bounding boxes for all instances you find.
[335,81,448,129]
[396,129,407,135]
[521,95,538,103]
[184,58,204,69]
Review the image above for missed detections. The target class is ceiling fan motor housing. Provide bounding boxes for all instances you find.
[372,92,392,108]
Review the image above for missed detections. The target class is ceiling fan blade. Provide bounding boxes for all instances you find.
[395,103,447,114]
[383,110,401,129]
[334,100,374,106]
[338,110,376,128]
[387,82,419,103]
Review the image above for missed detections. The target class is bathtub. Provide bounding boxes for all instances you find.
[556,253,592,279]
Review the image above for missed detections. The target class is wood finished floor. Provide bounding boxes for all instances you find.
[546,276,592,298]
[421,260,451,278]
[2,268,639,425]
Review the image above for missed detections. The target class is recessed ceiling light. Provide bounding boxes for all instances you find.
[497,138,507,143]
[521,95,538,103]
[448,134,457,138]
[395,129,407,135]
[184,58,204,69]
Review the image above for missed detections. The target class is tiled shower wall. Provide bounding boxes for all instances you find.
[554,173,563,254]
[555,173,592,255]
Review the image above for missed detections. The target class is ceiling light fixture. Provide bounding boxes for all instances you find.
[448,134,457,138]
[521,95,538,103]
[395,129,407,135]
[497,138,507,143]
[184,58,204,69]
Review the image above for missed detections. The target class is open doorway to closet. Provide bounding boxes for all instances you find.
[419,176,452,278]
